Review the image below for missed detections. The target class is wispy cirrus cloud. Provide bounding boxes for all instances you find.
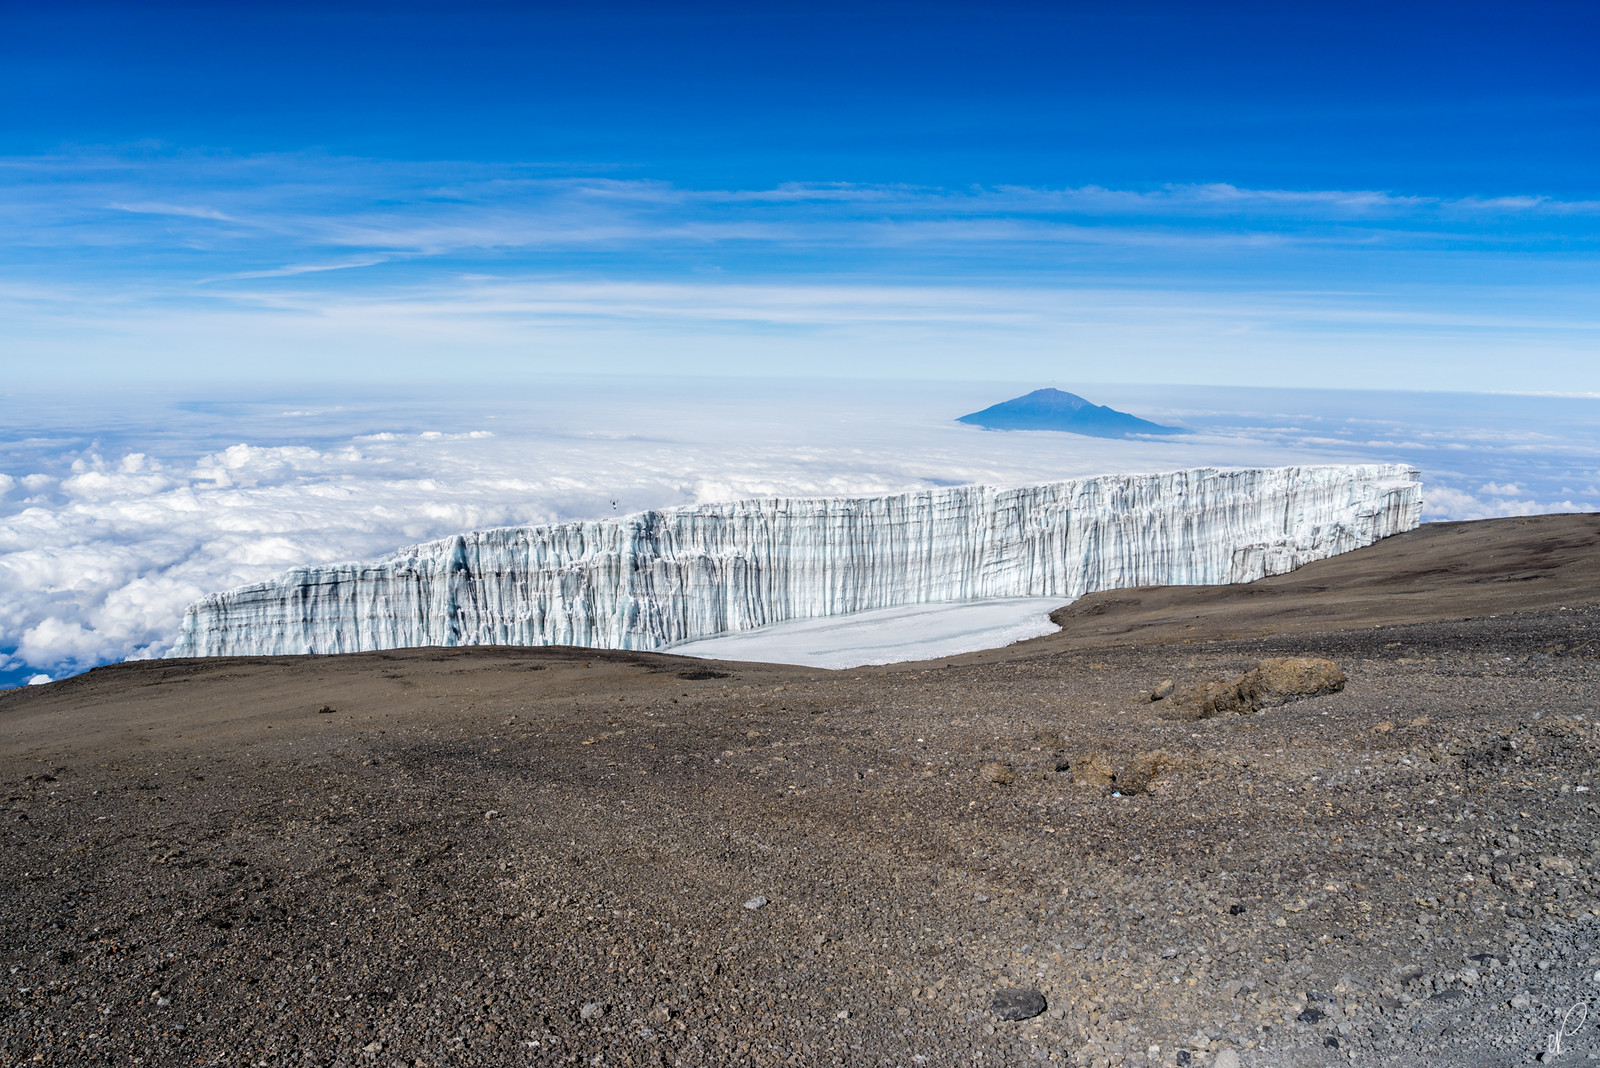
[7,153,1600,264]
[109,201,236,221]
[215,256,392,281]
[3,151,1599,390]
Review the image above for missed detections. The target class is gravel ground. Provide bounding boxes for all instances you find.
[3,516,1599,1067]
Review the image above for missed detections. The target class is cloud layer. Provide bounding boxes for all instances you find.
[2,381,1595,686]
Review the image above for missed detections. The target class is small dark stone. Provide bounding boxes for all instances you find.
[1229,904,1247,915]
[1297,1007,1326,1023]
[1324,1036,1340,1049]
[1467,951,1506,966]
[317,705,336,714]
[1175,1051,1191,1066]
[989,988,1047,1022]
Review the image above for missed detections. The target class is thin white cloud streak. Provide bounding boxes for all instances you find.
[109,201,237,221]
[216,256,392,280]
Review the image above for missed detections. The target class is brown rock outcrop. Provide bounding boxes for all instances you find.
[1169,656,1347,719]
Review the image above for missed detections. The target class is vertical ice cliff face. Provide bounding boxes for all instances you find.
[170,464,1421,658]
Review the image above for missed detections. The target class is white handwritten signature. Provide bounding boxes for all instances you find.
[1547,1001,1590,1059]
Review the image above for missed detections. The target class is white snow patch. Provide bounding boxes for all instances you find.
[669,597,1068,669]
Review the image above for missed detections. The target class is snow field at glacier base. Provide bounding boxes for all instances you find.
[670,597,1066,669]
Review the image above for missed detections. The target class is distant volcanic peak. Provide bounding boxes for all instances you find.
[957,388,1182,437]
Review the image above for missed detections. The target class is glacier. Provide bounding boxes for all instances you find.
[169,464,1422,659]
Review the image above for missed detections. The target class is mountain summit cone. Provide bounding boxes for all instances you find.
[957,388,1181,437]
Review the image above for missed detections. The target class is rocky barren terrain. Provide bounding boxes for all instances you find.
[3,514,1599,1067]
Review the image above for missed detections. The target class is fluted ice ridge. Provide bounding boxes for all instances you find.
[170,464,1421,658]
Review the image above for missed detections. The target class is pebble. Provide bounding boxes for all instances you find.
[743,895,768,910]
[580,1002,605,1021]
[1213,1051,1241,1068]
[989,987,1047,1022]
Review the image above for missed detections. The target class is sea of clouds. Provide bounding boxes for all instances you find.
[2,379,1595,687]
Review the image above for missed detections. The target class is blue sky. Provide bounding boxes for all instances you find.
[3,1,1598,390]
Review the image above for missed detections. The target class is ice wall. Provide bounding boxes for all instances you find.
[170,464,1422,658]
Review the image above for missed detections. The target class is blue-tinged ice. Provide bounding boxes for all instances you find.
[169,464,1422,659]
